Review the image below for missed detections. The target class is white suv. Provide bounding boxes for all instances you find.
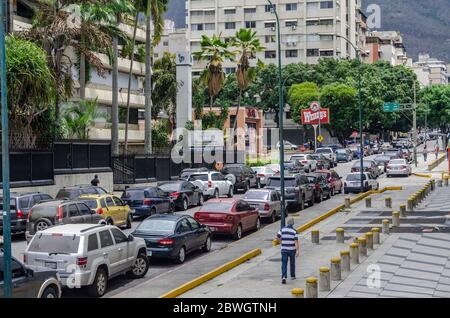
[316,147,337,166]
[187,171,234,199]
[24,224,149,297]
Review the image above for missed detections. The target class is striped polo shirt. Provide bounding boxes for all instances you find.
[277,225,299,252]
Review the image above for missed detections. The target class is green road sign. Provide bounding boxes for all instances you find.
[383,102,400,112]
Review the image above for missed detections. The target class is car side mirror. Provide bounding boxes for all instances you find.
[91,209,97,215]
[128,234,134,242]
[26,268,34,277]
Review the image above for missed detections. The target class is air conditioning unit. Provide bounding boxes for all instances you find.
[292,42,297,46]
[271,27,276,31]
[292,25,297,30]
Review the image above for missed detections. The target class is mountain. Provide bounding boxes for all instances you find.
[164,0,450,63]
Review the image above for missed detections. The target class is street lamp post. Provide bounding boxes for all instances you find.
[267,0,286,229]
[335,34,364,193]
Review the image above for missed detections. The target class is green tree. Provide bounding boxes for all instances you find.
[288,82,320,124]
[420,85,450,134]
[6,36,57,148]
[63,98,105,140]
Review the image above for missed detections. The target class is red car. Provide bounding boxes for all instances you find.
[316,170,343,196]
[194,199,261,240]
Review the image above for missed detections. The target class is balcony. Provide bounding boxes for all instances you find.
[95,53,145,76]
[82,84,145,108]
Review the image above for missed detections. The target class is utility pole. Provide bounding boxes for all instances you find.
[413,82,418,167]
[1,0,13,298]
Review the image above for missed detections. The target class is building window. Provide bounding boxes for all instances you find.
[191,23,203,31]
[244,7,256,14]
[163,41,169,46]
[225,22,236,29]
[224,8,236,15]
[225,67,236,74]
[204,23,215,30]
[286,3,297,11]
[320,1,334,9]
[307,49,319,57]
[265,50,276,59]
[190,10,203,16]
[264,22,276,28]
[285,21,298,27]
[320,50,334,56]
[265,4,276,13]
[245,21,256,28]
[320,35,334,41]
[318,19,334,25]
[265,35,276,43]
[204,10,215,16]
[306,20,319,26]
[285,50,298,58]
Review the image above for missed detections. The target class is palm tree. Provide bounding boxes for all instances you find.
[63,98,106,140]
[231,29,264,134]
[193,34,236,111]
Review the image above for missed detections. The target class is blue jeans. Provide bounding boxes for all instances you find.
[281,250,296,279]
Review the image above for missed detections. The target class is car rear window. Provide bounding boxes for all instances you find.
[347,174,367,181]
[189,174,209,182]
[200,202,233,212]
[28,234,80,254]
[81,200,98,209]
[56,190,76,199]
[122,190,145,200]
[244,191,269,201]
[222,167,242,174]
[316,149,332,153]
[158,183,182,192]
[267,178,296,187]
[29,205,58,221]
[136,219,176,234]
[390,159,406,165]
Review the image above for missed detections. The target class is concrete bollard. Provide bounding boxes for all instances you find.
[385,196,392,208]
[350,243,359,264]
[345,197,351,209]
[365,197,372,208]
[311,230,320,244]
[357,237,367,257]
[372,228,381,244]
[319,267,331,292]
[305,277,318,298]
[330,257,342,281]
[400,205,407,218]
[365,232,374,250]
[291,288,304,298]
[382,219,390,234]
[407,198,414,211]
[340,251,351,272]
[336,228,345,243]
[392,211,400,227]
[438,179,443,187]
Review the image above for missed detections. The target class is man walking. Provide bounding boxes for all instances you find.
[91,174,100,186]
[423,145,428,162]
[435,143,440,160]
[276,218,300,284]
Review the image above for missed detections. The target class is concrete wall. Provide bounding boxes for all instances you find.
[1,172,114,198]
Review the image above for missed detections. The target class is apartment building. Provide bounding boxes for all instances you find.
[187,0,361,75]
[411,54,449,87]
[364,31,407,66]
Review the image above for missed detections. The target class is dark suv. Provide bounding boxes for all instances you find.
[0,253,61,298]
[221,164,260,193]
[0,192,53,235]
[266,174,315,211]
[307,173,332,203]
[55,185,108,200]
[25,200,104,242]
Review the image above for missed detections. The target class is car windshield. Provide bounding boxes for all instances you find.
[158,183,182,192]
[122,190,145,200]
[267,178,296,187]
[291,155,306,160]
[390,159,406,165]
[316,149,332,154]
[336,150,347,154]
[28,234,80,254]
[347,174,367,181]
[309,155,320,160]
[201,202,233,212]
[375,156,390,162]
[136,219,176,234]
[244,191,269,200]
[189,174,209,182]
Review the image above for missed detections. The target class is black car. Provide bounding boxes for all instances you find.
[55,185,108,200]
[25,200,104,242]
[284,160,305,173]
[374,155,392,173]
[158,181,204,211]
[307,173,332,203]
[266,174,315,211]
[221,164,260,192]
[0,253,61,298]
[132,214,211,264]
[309,154,332,170]
[121,187,174,218]
[0,192,53,235]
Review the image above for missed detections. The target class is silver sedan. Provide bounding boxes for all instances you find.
[242,189,281,223]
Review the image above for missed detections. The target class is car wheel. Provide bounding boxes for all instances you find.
[227,187,234,198]
[41,285,59,298]
[150,208,156,216]
[88,267,108,298]
[128,253,149,279]
[233,224,243,240]
[198,194,204,206]
[255,218,261,231]
[175,246,186,264]
[125,213,132,229]
[35,219,51,232]
[202,236,212,252]
[214,189,219,199]
[182,198,188,211]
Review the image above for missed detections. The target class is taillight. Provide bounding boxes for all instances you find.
[27,209,32,221]
[315,184,320,190]
[401,165,407,169]
[17,209,24,219]
[77,257,88,266]
[57,206,63,220]
[97,208,104,215]
[208,181,212,188]
[143,199,153,205]
[258,174,265,177]
[158,238,174,246]
[170,192,180,199]
[264,203,270,211]
[302,161,308,164]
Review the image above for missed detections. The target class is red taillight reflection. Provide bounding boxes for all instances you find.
[77,257,88,266]
[170,192,181,198]
[17,209,24,219]
[208,181,212,188]
[57,206,63,220]
[143,199,153,206]
[27,209,32,221]
[97,208,104,215]
[264,203,270,211]
[158,238,174,245]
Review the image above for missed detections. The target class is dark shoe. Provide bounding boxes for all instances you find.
[282,279,286,285]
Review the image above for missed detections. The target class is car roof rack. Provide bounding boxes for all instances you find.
[80,224,106,233]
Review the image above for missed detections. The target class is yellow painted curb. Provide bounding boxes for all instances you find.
[413,173,432,178]
[159,248,262,298]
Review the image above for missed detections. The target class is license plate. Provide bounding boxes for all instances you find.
[147,250,153,257]
[45,261,57,269]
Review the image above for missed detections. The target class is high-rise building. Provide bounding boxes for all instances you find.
[364,30,407,66]
[412,54,449,87]
[187,0,361,75]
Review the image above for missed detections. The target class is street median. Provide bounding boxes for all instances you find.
[428,154,446,171]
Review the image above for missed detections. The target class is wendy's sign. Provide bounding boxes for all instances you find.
[301,108,330,125]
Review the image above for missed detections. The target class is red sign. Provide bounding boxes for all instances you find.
[301,108,330,125]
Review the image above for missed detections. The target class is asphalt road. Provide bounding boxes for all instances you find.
[9,154,385,297]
